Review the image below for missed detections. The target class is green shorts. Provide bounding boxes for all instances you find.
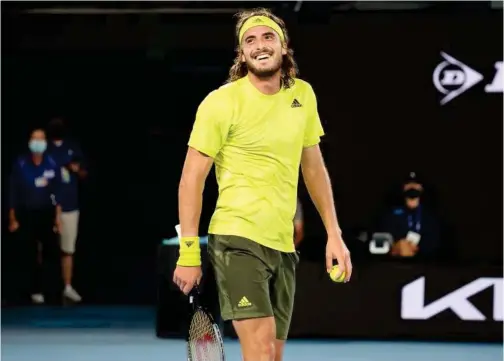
[207,234,299,340]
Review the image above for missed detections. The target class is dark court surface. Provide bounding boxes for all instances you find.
[1,306,502,361]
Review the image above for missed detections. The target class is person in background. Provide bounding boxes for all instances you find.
[379,172,442,260]
[46,117,86,302]
[294,198,304,248]
[9,128,62,304]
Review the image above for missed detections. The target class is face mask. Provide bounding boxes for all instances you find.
[29,140,47,154]
[404,189,422,199]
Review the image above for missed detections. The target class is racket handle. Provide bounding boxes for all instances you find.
[189,287,200,307]
[189,285,201,305]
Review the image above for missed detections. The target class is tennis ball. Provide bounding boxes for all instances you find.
[329,265,346,283]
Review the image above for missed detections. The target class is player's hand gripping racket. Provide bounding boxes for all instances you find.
[187,285,225,361]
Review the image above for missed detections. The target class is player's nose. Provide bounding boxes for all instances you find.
[254,39,268,50]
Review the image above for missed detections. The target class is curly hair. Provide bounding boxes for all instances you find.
[226,8,299,89]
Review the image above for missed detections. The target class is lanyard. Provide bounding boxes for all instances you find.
[407,207,422,233]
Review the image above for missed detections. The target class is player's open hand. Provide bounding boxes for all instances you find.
[326,235,352,283]
[173,265,202,295]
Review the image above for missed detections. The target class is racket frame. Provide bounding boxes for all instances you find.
[187,285,226,361]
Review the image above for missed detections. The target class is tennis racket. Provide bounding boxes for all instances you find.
[187,285,225,361]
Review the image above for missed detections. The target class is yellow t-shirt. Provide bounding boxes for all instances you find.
[188,76,324,252]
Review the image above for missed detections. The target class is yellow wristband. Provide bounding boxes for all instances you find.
[177,236,201,266]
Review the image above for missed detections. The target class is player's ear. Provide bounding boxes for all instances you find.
[281,44,287,56]
[240,50,246,63]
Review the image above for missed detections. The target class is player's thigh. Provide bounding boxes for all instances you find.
[271,251,299,340]
[233,316,276,360]
[208,234,274,321]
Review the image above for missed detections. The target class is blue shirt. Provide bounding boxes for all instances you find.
[47,139,84,212]
[9,154,62,211]
[379,205,441,257]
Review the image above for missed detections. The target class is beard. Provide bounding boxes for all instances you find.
[246,55,283,79]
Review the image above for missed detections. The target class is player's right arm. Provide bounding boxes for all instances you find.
[174,89,232,295]
[179,148,214,237]
[179,88,233,239]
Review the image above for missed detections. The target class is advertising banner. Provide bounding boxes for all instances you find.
[290,261,503,341]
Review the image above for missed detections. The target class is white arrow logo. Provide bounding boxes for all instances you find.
[433,52,484,105]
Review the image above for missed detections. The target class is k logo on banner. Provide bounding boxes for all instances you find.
[401,277,503,321]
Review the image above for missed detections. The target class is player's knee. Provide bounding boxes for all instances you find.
[255,336,275,361]
[242,337,274,361]
[233,317,276,361]
[240,335,276,361]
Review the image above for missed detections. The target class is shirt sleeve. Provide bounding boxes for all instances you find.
[303,84,325,148]
[188,89,233,158]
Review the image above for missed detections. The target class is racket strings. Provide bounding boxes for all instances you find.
[188,309,223,361]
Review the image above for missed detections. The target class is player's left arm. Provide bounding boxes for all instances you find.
[301,145,341,239]
[300,84,342,239]
[300,84,351,279]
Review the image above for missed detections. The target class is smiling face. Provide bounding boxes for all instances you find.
[240,25,287,79]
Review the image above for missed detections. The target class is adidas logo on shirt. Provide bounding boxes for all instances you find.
[237,296,252,308]
[291,99,302,108]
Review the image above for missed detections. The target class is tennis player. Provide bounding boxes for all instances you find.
[174,8,352,361]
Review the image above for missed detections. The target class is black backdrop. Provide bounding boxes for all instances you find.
[2,9,502,305]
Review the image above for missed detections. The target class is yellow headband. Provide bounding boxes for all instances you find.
[238,16,285,45]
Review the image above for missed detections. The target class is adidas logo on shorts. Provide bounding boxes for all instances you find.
[237,296,252,308]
